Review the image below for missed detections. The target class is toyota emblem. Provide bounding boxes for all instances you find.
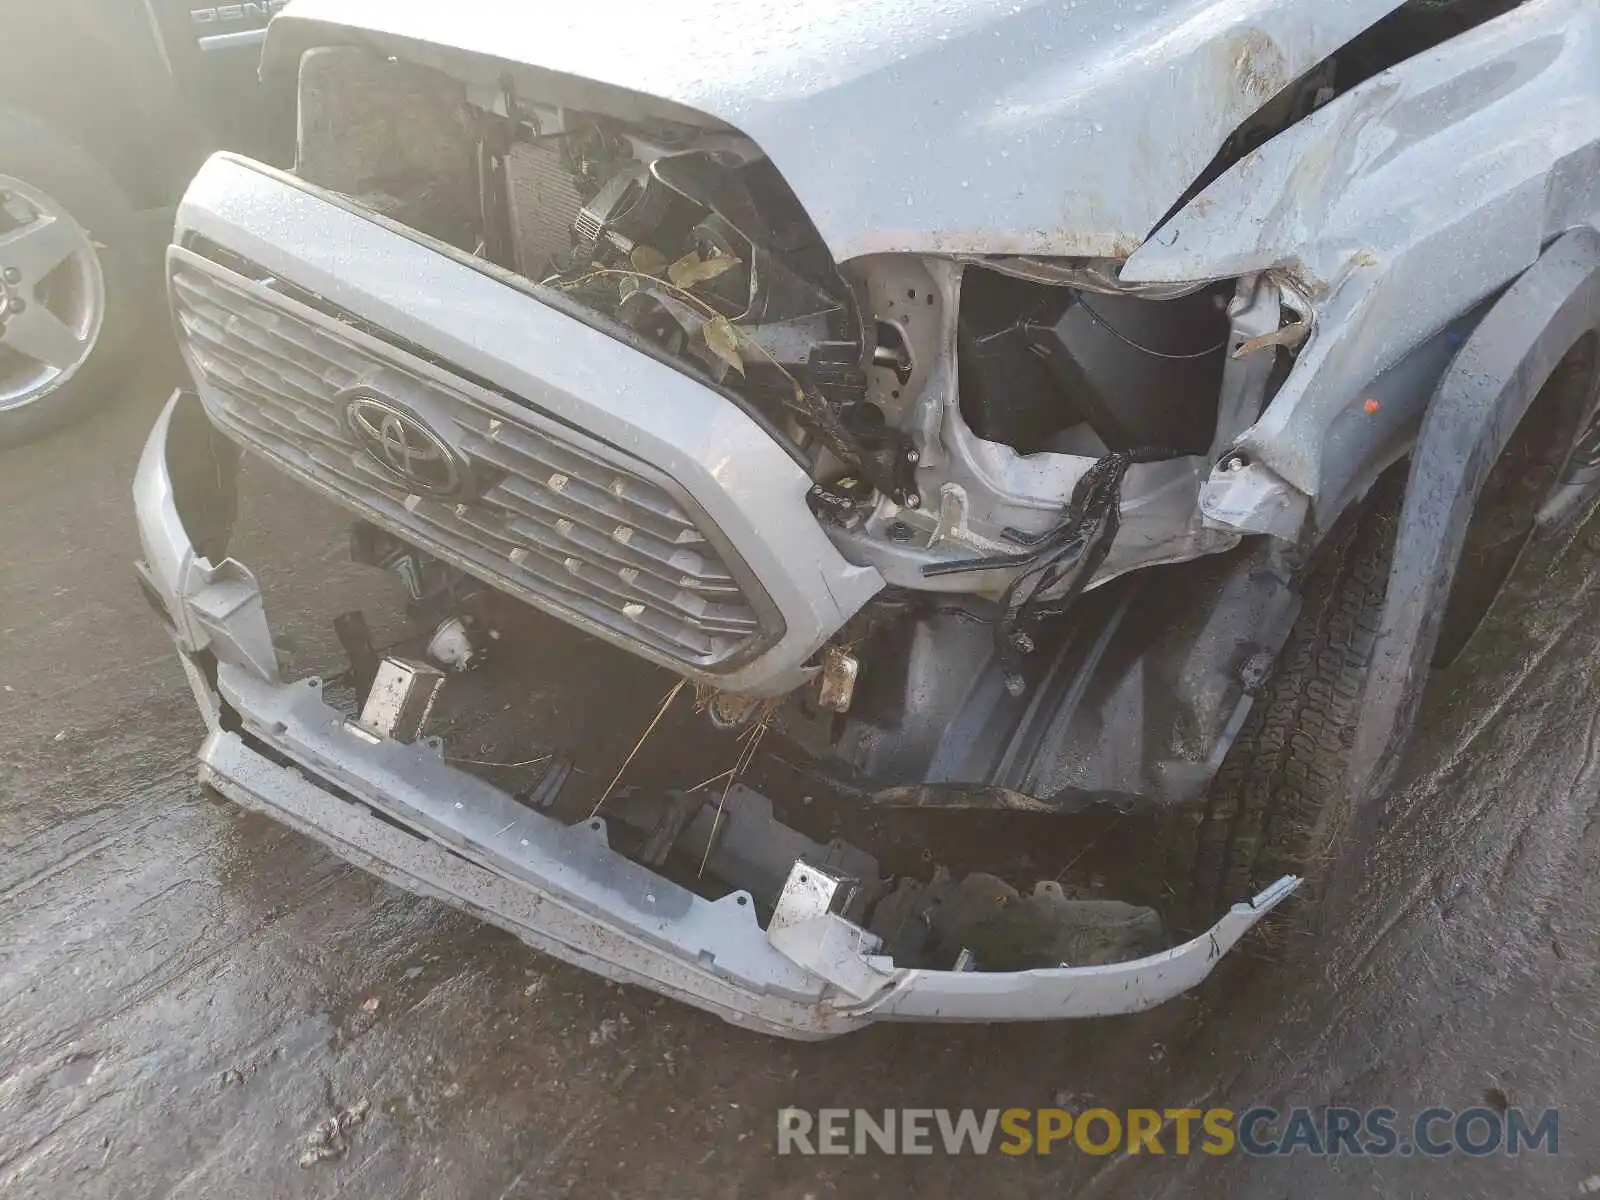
[345,393,462,495]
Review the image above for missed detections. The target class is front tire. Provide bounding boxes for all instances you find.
[1169,473,1402,935]
[1170,326,1600,934]
[0,107,140,449]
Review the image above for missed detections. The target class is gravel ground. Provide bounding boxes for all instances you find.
[2,342,1598,1198]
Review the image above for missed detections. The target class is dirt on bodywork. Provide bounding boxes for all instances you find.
[1,338,1598,1197]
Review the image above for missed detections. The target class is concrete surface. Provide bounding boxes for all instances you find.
[3,343,1599,1198]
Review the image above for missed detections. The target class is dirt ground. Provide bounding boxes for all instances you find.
[3,336,1599,1198]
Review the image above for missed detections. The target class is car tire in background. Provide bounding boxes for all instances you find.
[0,106,140,449]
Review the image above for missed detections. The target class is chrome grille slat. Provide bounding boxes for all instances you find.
[482,473,729,583]
[208,402,722,660]
[486,420,690,525]
[179,306,357,415]
[176,272,367,380]
[495,508,738,598]
[186,342,348,442]
[174,259,768,668]
[467,434,700,543]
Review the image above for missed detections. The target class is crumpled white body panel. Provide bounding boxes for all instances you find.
[269,0,1405,262]
[1127,0,1600,504]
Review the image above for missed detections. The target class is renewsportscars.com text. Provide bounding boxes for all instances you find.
[776,1106,1559,1157]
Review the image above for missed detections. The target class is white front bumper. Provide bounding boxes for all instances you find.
[137,387,1296,1038]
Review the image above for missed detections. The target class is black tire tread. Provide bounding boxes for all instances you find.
[1174,474,1401,932]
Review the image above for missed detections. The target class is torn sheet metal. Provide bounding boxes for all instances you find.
[1125,0,1600,505]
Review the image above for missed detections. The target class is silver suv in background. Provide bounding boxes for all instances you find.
[0,0,289,446]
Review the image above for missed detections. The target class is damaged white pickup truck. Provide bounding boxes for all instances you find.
[135,0,1600,1037]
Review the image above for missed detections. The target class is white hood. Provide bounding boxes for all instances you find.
[269,0,1404,263]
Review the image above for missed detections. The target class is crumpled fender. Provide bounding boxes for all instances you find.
[1124,0,1600,511]
[1349,226,1600,814]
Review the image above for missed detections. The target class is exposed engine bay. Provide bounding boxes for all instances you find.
[258,37,1353,814]
[295,44,1269,555]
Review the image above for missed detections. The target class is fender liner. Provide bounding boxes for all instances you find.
[1349,225,1600,811]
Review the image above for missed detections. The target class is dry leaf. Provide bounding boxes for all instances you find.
[668,250,741,288]
[702,316,746,377]
[618,274,641,300]
[629,245,667,275]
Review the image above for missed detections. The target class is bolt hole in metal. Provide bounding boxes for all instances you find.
[0,176,105,412]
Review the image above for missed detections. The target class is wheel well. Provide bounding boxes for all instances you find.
[1350,227,1600,810]
[1432,332,1600,665]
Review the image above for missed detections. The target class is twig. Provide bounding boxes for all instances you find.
[554,268,806,399]
[698,720,768,878]
[589,679,687,819]
[556,268,721,316]
[1055,827,1110,881]
[684,766,737,794]
[445,753,554,770]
